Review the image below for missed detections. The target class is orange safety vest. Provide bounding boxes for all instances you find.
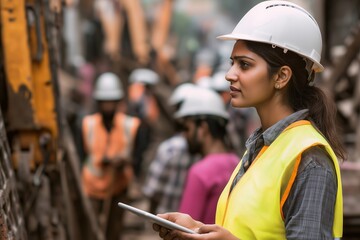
[81,112,140,199]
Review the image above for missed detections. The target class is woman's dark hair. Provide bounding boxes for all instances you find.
[244,40,346,160]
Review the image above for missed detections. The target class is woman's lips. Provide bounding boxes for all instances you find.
[230,86,240,92]
[230,86,241,96]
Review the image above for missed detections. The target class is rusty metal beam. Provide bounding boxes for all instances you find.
[323,22,360,89]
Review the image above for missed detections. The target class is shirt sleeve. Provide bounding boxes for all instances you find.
[142,144,171,197]
[283,146,337,240]
[178,167,206,222]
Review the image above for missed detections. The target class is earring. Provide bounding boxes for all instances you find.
[275,84,280,89]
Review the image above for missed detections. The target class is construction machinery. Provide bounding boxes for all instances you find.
[0,0,105,239]
[0,0,178,239]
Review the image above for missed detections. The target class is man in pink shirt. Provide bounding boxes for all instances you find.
[175,88,240,224]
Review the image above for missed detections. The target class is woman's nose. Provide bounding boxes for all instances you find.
[225,69,236,83]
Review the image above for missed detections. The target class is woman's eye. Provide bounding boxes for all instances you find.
[240,61,250,69]
[229,59,251,69]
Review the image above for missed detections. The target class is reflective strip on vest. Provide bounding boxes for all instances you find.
[122,115,135,158]
[84,116,103,177]
[215,121,343,239]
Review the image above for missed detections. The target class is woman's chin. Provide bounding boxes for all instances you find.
[230,99,247,108]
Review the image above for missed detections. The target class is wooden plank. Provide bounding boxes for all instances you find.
[120,0,149,65]
[151,0,173,51]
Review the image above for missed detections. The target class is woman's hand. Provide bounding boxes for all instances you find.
[153,212,239,240]
[153,212,203,239]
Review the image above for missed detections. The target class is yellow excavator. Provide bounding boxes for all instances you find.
[0,0,105,239]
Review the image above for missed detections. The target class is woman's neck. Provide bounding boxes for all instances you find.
[257,104,294,131]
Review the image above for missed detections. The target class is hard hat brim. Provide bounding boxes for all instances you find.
[93,91,124,101]
[217,34,324,72]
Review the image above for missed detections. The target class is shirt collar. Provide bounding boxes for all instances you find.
[246,109,309,148]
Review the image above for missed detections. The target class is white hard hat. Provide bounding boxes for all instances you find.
[218,1,324,72]
[174,88,229,119]
[196,76,212,89]
[93,72,124,100]
[211,71,229,92]
[129,68,160,85]
[169,83,198,106]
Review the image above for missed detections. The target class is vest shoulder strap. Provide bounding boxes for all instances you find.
[83,113,101,147]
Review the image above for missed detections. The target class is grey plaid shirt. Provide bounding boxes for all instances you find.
[230,109,337,239]
[143,134,198,213]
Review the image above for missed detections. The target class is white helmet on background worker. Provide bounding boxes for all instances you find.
[174,87,229,119]
[218,1,323,72]
[196,76,212,89]
[129,68,160,85]
[210,71,229,92]
[93,72,124,101]
[169,83,198,106]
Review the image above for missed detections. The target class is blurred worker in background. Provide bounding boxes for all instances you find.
[142,83,200,214]
[210,71,231,104]
[210,70,259,156]
[154,1,345,239]
[127,68,160,178]
[80,72,140,240]
[192,47,217,84]
[175,87,239,224]
[196,76,212,89]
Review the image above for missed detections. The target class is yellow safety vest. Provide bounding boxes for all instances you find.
[81,112,140,199]
[216,120,343,239]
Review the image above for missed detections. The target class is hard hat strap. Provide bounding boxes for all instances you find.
[304,58,316,84]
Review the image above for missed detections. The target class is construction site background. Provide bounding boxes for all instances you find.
[0,0,359,239]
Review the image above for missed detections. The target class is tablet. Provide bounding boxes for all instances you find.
[118,202,197,234]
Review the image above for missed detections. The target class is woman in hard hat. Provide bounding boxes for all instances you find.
[153,1,345,239]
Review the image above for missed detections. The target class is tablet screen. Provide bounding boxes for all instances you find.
[118,202,197,234]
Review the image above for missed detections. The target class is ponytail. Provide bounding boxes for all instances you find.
[294,85,346,160]
[245,41,346,160]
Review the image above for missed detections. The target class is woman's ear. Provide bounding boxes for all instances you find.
[274,66,292,90]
